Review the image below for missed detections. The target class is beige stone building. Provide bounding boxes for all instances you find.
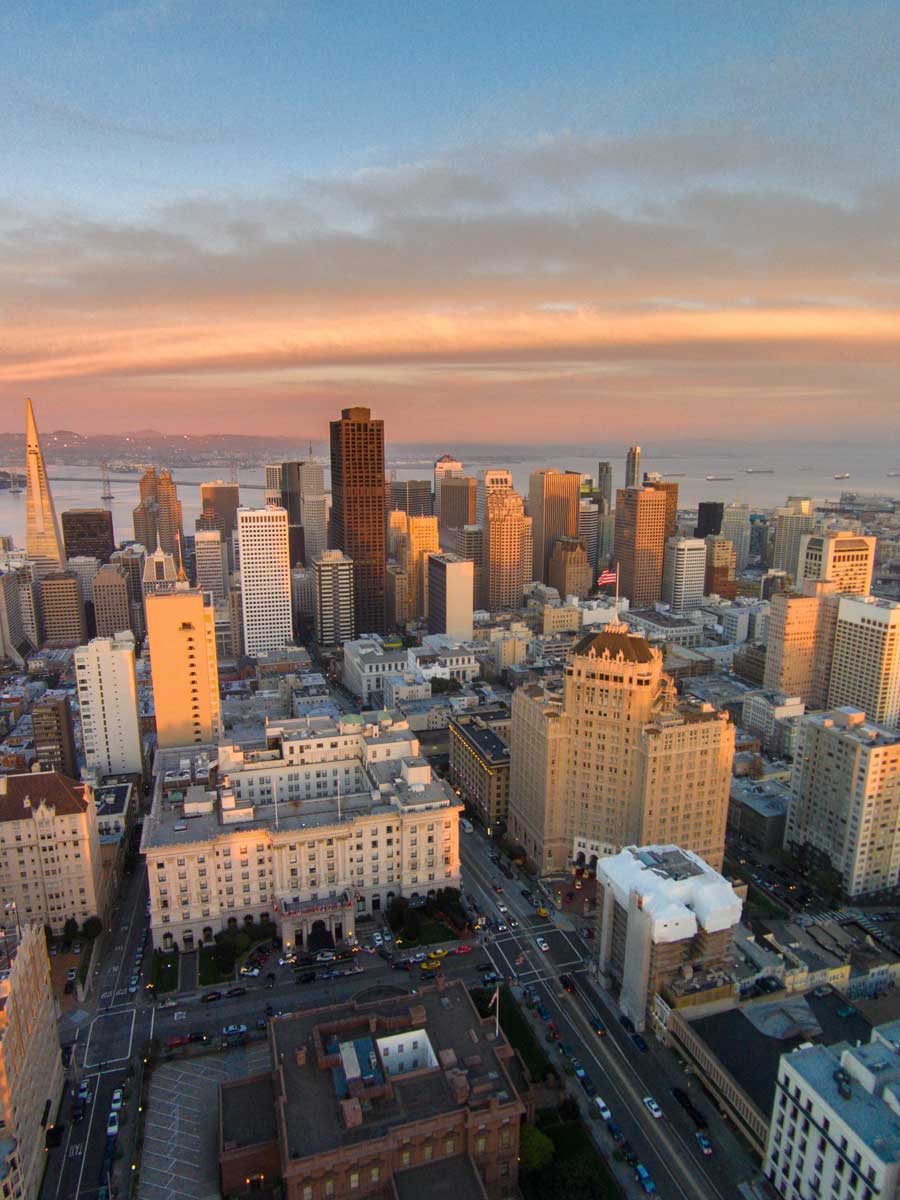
[403,515,440,621]
[0,923,65,1200]
[482,488,532,613]
[799,530,876,595]
[548,536,592,600]
[763,582,839,707]
[37,571,86,647]
[613,487,667,608]
[0,773,104,934]
[507,625,734,875]
[142,713,461,952]
[528,468,581,583]
[91,562,132,637]
[828,596,900,727]
[146,586,221,749]
[507,685,570,872]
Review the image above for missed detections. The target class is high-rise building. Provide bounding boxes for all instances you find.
[237,507,293,657]
[385,563,409,632]
[75,631,143,776]
[786,708,900,896]
[578,499,600,567]
[146,588,221,748]
[763,584,839,707]
[704,535,737,599]
[389,479,433,517]
[38,571,86,646]
[483,487,530,613]
[508,626,734,874]
[110,544,146,639]
[290,460,327,566]
[0,570,31,666]
[454,525,484,608]
[196,480,240,569]
[528,469,581,583]
[644,474,679,542]
[61,507,115,563]
[10,562,39,648]
[828,596,900,726]
[314,550,356,647]
[91,562,132,637]
[800,530,876,595]
[439,475,477,534]
[433,454,463,517]
[0,923,65,1200]
[596,460,613,513]
[194,529,228,603]
[23,398,65,579]
[32,693,77,777]
[132,467,183,557]
[141,539,177,599]
[475,468,514,525]
[694,501,724,540]
[403,515,439,620]
[721,502,752,571]
[264,463,283,507]
[613,486,667,608]
[625,445,641,490]
[507,685,570,872]
[329,407,386,634]
[67,554,101,605]
[275,462,306,566]
[427,553,474,641]
[548,536,592,600]
[772,499,815,581]
[662,537,707,612]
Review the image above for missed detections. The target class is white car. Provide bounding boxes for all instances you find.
[240,965,261,977]
[643,1096,662,1119]
[106,1112,119,1137]
[316,950,335,963]
[594,1097,612,1121]
[497,904,508,914]
[222,1023,248,1037]
[373,932,383,946]
[537,937,550,952]
[110,1088,123,1112]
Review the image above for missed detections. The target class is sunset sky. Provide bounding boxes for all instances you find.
[2,1,899,441]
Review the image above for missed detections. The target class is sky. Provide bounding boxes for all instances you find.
[2,0,899,442]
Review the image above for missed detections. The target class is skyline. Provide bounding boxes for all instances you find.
[2,2,900,440]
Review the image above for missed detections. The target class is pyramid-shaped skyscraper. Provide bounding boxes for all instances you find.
[24,398,65,578]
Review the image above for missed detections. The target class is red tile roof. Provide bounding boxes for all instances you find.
[0,772,89,820]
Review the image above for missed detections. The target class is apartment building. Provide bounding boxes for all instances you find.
[142,713,461,952]
[800,530,876,595]
[507,684,570,872]
[0,773,103,934]
[828,597,900,727]
[145,587,221,749]
[448,705,511,830]
[75,632,144,777]
[237,507,293,657]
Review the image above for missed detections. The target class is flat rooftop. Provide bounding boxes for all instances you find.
[394,1154,486,1200]
[221,1074,277,1150]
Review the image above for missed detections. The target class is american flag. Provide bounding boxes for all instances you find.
[596,568,618,587]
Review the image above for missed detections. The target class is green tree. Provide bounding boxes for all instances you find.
[63,917,79,944]
[81,916,102,940]
[519,1124,555,1173]
[402,908,421,942]
[386,897,409,933]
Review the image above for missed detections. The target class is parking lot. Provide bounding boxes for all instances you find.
[137,1041,272,1200]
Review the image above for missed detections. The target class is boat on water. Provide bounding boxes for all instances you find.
[745,468,774,474]
[888,471,900,478]
[834,473,850,480]
[705,475,734,482]
[662,473,685,478]
[8,486,22,495]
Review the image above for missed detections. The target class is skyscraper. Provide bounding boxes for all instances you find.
[548,537,592,600]
[596,461,613,514]
[828,596,900,726]
[800,530,876,595]
[61,508,115,563]
[404,515,440,620]
[694,501,724,540]
[110,545,146,639]
[329,407,386,634]
[264,464,283,508]
[141,540,177,599]
[23,398,65,579]
[662,537,707,612]
[704,535,737,599]
[625,445,641,490]
[196,481,240,568]
[476,468,514,525]
[763,583,839,707]
[31,693,77,778]
[721,502,752,571]
[295,460,327,565]
[389,479,433,517]
[132,467,183,557]
[439,475,477,534]
[75,632,143,775]
[427,553,474,641]
[0,570,31,667]
[483,487,530,612]
[194,529,228,603]
[37,572,86,646]
[455,525,484,610]
[433,454,463,517]
[613,486,667,608]
[314,550,356,647]
[237,507,293,657]
[528,469,581,583]
[578,499,600,567]
[772,498,815,581]
[91,562,132,637]
[146,588,221,748]
[644,474,679,542]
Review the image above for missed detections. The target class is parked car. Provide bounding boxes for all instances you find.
[226,986,247,998]
[536,937,550,952]
[593,1097,612,1121]
[200,991,223,1003]
[536,1003,551,1021]
[77,1081,92,1103]
[453,944,472,955]
[110,1089,124,1113]
[620,1014,636,1033]
[632,1033,649,1053]
[66,968,77,982]
[606,1120,624,1144]
[71,1100,85,1123]
[635,1164,656,1194]
[572,1058,586,1079]
[222,1024,248,1037]
[559,974,574,993]
[643,1096,662,1119]
[695,1132,713,1157]
[581,1076,597,1098]
[239,966,260,977]
[106,1112,119,1138]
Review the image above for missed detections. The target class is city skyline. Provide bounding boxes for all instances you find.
[2,2,899,440]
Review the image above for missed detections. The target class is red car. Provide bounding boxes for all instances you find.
[453,944,472,955]
[166,1035,190,1049]
[547,1022,561,1041]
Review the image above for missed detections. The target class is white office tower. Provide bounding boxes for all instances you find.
[427,553,474,641]
[772,498,815,581]
[314,550,356,647]
[578,499,600,567]
[75,631,143,776]
[194,529,228,603]
[263,463,283,508]
[828,596,900,726]
[237,507,293,657]
[661,537,706,612]
[800,529,876,595]
[67,555,101,603]
[298,460,327,564]
[433,454,463,517]
[721,503,752,571]
[476,468,513,525]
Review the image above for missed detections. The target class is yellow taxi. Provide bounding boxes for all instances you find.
[428,948,449,959]
[537,907,549,918]
[421,960,442,972]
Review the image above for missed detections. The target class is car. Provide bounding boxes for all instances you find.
[557,1042,573,1058]
[71,1099,85,1122]
[497,903,508,914]
[536,1003,550,1021]
[521,888,532,900]
[695,1132,713,1156]
[624,1146,639,1169]
[188,1031,207,1043]
[547,1022,561,1041]
[482,971,500,985]
[127,978,138,994]
[536,937,550,952]
[606,1120,624,1144]
[106,1112,119,1138]
[77,1081,92,1103]
[643,1096,662,1119]
[296,970,316,984]
[428,948,448,959]
[61,1044,74,1067]
[591,1016,607,1035]
[593,1097,612,1121]
[496,922,508,933]
[536,907,549,917]
[200,990,223,1003]
[239,965,260,977]
[166,1035,190,1049]
[392,960,412,972]
[73,941,83,954]
[66,967,77,982]
[837,1005,856,1018]
[316,950,336,963]
[508,918,520,929]
[110,1088,123,1112]
[421,960,442,972]
[492,884,504,894]
[620,1014,636,1033]
[453,944,472,955]
[411,952,428,964]
[559,974,574,993]
[581,1076,597,1098]
[635,1164,656,1194]
[632,1033,649,1053]
[373,932,383,946]
[226,986,248,998]
[572,1058,586,1078]
[222,1023,248,1037]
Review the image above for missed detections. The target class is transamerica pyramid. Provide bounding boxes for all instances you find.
[24,397,65,578]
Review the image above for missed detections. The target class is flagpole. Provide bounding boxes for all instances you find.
[614,562,619,621]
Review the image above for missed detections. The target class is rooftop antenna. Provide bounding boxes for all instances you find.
[175,532,188,583]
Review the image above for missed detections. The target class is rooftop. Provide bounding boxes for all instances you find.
[221,1074,277,1150]
[573,627,655,664]
[394,1155,487,1200]
[0,771,88,820]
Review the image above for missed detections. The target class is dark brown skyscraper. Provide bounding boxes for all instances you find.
[61,508,115,563]
[329,407,386,634]
[644,474,679,542]
[32,693,77,778]
[613,486,667,608]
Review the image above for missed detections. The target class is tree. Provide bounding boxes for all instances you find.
[82,916,102,940]
[558,1094,580,1122]
[519,1124,555,1173]
[402,908,421,942]
[386,897,409,933]
[63,918,79,944]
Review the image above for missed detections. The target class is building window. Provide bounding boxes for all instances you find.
[349,1172,359,1190]
[476,1136,486,1154]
